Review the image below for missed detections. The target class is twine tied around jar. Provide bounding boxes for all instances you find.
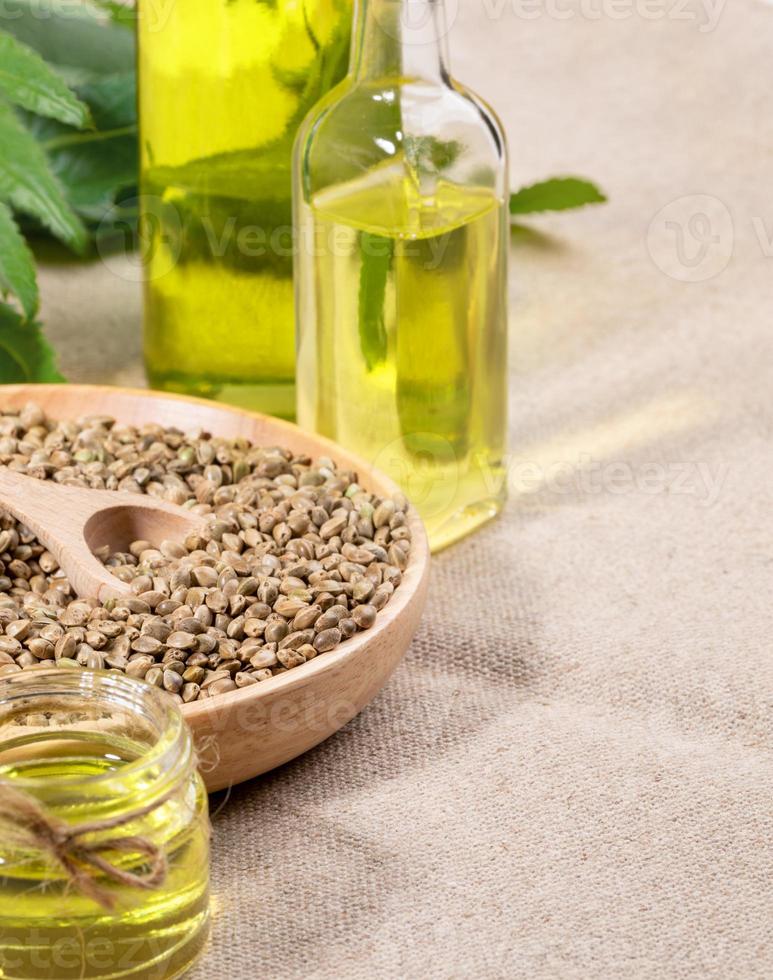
[0,779,173,910]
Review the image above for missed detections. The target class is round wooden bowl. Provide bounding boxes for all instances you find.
[0,385,430,791]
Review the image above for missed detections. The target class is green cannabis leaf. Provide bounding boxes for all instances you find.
[0,19,102,381]
[88,0,138,27]
[27,73,138,231]
[358,232,394,370]
[0,304,64,383]
[404,135,462,175]
[2,0,135,76]
[0,202,38,321]
[0,32,93,129]
[509,176,607,215]
[0,101,87,253]
[3,0,138,237]
[0,3,137,384]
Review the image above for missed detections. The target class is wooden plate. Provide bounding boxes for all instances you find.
[0,385,430,790]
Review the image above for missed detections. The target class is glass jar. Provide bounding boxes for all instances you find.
[293,0,509,550]
[0,669,210,980]
[138,0,353,419]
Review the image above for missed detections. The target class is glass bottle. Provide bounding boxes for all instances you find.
[138,0,353,419]
[0,668,210,980]
[293,0,509,550]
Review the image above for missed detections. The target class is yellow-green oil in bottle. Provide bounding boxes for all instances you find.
[138,0,352,418]
[296,172,508,550]
[0,732,209,980]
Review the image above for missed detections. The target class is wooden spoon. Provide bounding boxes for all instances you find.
[0,468,202,602]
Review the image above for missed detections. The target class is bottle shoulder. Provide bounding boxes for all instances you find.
[298,75,506,149]
[294,75,508,202]
[449,78,508,163]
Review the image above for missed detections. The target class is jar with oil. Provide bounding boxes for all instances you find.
[0,669,210,980]
[293,0,509,549]
[138,0,353,418]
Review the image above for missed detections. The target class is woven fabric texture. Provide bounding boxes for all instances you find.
[40,1,773,976]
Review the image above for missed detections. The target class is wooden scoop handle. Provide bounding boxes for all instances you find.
[0,469,201,603]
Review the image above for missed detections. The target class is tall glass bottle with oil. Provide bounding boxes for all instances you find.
[293,0,509,549]
[138,0,352,418]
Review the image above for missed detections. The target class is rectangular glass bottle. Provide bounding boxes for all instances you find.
[138,0,352,419]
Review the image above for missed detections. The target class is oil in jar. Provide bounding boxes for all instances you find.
[0,728,209,979]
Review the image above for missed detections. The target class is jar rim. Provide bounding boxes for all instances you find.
[0,668,192,804]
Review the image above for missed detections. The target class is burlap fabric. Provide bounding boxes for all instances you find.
[39,1,772,976]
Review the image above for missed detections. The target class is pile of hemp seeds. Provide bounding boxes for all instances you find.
[0,404,411,703]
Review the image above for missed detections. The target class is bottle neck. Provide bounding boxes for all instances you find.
[350,0,450,84]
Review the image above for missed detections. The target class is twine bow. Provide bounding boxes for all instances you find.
[0,780,172,910]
